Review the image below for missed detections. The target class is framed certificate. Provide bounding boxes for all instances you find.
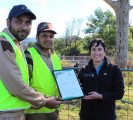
[53,69,84,100]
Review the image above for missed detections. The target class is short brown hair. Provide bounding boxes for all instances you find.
[89,38,106,54]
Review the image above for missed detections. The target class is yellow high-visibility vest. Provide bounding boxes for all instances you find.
[25,47,62,113]
[0,32,30,111]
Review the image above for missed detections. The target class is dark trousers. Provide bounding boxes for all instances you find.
[80,116,116,120]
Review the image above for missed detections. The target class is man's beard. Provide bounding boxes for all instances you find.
[9,25,28,41]
[36,42,49,50]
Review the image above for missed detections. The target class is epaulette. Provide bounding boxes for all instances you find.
[1,40,14,53]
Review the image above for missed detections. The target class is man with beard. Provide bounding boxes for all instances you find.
[25,22,62,120]
[0,5,62,120]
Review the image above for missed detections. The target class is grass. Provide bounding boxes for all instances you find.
[59,99,133,120]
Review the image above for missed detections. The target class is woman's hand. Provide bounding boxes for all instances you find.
[83,91,103,100]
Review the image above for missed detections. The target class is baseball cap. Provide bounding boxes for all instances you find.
[37,22,57,34]
[8,4,36,20]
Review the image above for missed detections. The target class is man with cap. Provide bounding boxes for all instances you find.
[25,22,63,120]
[0,5,62,120]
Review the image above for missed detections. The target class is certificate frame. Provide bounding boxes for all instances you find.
[53,69,84,101]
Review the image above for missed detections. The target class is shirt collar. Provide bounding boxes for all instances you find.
[96,61,104,74]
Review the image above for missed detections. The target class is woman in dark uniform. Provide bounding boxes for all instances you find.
[78,39,124,120]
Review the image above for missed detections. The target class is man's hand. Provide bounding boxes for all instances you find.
[45,97,63,109]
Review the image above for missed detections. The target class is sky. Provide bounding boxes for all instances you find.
[0,0,133,38]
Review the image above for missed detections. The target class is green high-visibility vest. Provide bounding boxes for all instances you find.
[25,47,62,114]
[0,32,31,111]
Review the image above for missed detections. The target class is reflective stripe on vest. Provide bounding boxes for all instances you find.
[25,47,62,113]
[0,32,30,111]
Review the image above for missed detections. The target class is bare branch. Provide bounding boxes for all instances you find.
[129,5,133,10]
[103,0,121,10]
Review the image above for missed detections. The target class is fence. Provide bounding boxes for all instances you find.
[58,64,133,120]
[60,55,90,67]
[60,56,133,68]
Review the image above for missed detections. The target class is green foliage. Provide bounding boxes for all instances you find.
[85,8,116,56]
[54,8,133,56]
[63,46,80,56]
[54,38,66,54]
[54,18,85,56]
[78,40,88,54]
[127,52,133,59]
[123,71,133,88]
[55,37,84,55]
[83,35,93,51]
[27,41,34,48]
[128,27,133,53]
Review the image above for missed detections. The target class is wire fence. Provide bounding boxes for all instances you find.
[58,67,133,120]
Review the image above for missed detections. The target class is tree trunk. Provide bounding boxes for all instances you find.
[103,0,132,68]
[114,0,129,68]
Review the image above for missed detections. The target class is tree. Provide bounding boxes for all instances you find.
[103,0,133,68]
[62,18,84,55]
[85,8,116,56]
[54,37,66,55]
